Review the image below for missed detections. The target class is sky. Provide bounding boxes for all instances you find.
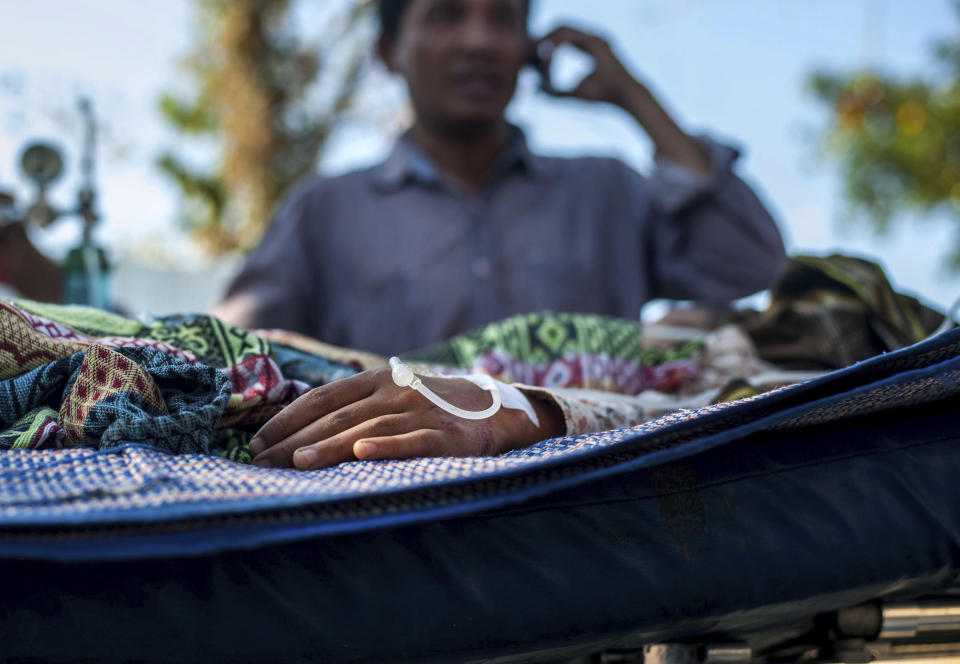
[0,0,958,314]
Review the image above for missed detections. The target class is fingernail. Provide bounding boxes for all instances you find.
[355,441,377,459]
[249,436,265,456]
[295,448,318,469]
[253,457,273,468]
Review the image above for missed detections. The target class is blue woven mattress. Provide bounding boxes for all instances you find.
[2,327,960,662]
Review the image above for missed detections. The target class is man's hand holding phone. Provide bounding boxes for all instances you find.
[533,25,711,176]
[533,26,639,108]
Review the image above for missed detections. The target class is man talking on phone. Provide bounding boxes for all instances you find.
[213,0,786,356]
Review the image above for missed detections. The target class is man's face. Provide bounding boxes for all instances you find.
[383,0,529,130]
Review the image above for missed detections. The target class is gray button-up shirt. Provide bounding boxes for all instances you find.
[217,128,786,355]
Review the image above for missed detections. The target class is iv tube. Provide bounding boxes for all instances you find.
[389,357,501,420]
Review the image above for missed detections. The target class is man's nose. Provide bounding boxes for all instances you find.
[458,18,503,53]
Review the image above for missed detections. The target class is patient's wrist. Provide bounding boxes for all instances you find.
[494,392,564,455]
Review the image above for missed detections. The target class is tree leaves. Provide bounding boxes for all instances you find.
[157,0,374,255]
[808,6,960,269]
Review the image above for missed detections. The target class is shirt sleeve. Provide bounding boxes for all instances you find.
[514,384,652,436]
[211,181,319,333]
[643,135,787,302]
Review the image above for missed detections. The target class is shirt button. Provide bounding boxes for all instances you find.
[471,257,492,279]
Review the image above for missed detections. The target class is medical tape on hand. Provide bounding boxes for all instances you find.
[460,375,540,428]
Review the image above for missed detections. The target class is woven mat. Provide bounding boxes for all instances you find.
[1,327,959,560]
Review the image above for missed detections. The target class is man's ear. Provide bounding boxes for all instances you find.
[377,33,399,73]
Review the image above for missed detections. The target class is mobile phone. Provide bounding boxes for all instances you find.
[527,40,552,91]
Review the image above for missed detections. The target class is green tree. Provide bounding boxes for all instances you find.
[158,0,374,254]
[809,4,960,268]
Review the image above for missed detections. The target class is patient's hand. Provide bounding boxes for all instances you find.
[248,368,563,470]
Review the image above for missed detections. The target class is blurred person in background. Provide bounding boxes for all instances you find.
[0,190,61,302]
[214,0,786,356]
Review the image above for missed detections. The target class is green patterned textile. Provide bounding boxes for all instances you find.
[405,311,701,394]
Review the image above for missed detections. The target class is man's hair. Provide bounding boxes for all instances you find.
[377,0,531,40]
[378,0,410,39]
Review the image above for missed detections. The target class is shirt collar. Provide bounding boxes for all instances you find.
[370,125,551,192]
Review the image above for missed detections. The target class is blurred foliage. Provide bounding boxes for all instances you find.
[809,2,960,269]
[158,0,374,254]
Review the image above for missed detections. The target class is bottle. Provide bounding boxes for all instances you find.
[61,238,110,309]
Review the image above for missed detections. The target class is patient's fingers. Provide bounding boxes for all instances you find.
[252,397,392,467]
[290,414,419,470]
[538,26,610,59]
[352,429,446,462]
[250,371,375,455]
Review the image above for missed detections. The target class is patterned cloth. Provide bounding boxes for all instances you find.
[405,311,702,394]
[729,254,947,370]
[0,346,228,455]
[0,299,356,461]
